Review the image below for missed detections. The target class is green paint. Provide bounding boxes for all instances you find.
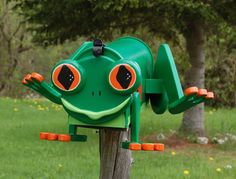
[23,36,212,148]
[68,113,130,129]
[62,97,130,120]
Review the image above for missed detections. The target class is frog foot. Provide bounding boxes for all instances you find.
[40,132,71,142]
[141,143,164,151]
[169,87,214,114]
[122,142,164,151]
[185,87,214,99]
[22,72,44,85]
[39,132,87,142]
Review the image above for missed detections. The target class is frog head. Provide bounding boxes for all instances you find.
[51,45,141,124]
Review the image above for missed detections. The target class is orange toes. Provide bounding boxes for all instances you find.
[185,87,198,96]
[154,143,164,151]
[129,143,141,151]
[206,92,214,99]
[58,134,71,142]
[31,72,44,82]
[129,143,164,151]
[25,74,33,82]
[22,78,28,84]
[197,89,208,96]
[47,133,58,141]
[142,143,154,151]
[40,132,49,140]
[40,132,71,142]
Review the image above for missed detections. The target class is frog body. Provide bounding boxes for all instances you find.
[23,36,214,150]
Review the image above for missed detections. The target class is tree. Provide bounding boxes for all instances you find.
[0,0,31,95]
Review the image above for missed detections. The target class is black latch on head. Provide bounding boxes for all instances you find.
[93,39,104,57]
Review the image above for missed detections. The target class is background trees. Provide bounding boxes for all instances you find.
[16,0,236,135]
[0,0,31,94]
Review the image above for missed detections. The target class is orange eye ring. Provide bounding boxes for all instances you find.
[109,64,136,91]
[52,64,81,91]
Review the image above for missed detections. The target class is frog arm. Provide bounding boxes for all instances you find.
[22,72,62,104]
[130,92,141,143]
[122,92,142,150]
[149,44,214,114]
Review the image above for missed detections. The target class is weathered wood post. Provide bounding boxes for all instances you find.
[99,129,132,179]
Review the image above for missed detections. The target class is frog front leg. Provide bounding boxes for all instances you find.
[22,72,72,141]
[122,92,164,151]
[22,72,62,104]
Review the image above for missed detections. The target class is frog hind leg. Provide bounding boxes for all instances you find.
[152,44,214,114]
[149,44,182,114]
[39,125,87,142]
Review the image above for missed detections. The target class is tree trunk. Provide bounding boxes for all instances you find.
[99,129,132,179]
[180,20,205,136]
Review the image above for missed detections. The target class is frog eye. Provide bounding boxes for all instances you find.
[52,64,81,91]
[109,64,136,91]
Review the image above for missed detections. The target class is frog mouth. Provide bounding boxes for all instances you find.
[61,98,130,120]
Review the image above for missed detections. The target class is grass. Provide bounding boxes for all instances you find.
[0,97,236,179]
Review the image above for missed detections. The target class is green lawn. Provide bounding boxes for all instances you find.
[0,98,236,179]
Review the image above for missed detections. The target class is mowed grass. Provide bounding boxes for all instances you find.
[0,97,236,179]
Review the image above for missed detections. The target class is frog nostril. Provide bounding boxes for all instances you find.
[91,91,102,96]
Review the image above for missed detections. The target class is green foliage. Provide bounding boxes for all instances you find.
[213,0,236,26]
[1,98,236,178]
[205,25,236,107]
[16,0,222,44]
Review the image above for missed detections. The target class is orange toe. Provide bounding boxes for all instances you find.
[206,92,214,99]
[40,132,49,140]
[47,133,58,141]
[129,143,141,151]
[154,143,164,151]
[197,89,208,96]
[58,134,71,142]
[22,78,28,84]
[185,87,198,96]
[142,143,154,151]
[25,74,33,82]
[31,72,44,82]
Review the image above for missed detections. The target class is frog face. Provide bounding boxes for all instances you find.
[51,56,141,124]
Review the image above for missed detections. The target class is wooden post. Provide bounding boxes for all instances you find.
[99,128,132,179]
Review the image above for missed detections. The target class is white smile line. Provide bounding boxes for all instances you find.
[61,98,130,120]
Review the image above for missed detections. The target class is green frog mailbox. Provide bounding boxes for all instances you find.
[22,36,214,151]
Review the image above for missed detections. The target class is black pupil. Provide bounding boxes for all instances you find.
[116,65,132,89]
[58,65,74,90]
